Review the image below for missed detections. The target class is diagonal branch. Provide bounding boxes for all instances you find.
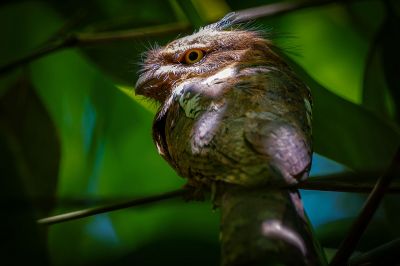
[297,172,400,193]
[0,22,190,75]
[74,22,191,44]
[228,0,367,25]
[234,0,341,22]
[37,189,186,225]
[349,238,400,265]
[37,171,400,226]
[0,37,77,75]
[329,148,400,266]
[1,0,361,75]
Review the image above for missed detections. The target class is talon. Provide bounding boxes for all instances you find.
[183,182,206,202]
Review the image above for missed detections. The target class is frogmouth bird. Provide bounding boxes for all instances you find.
[135,13,326,266]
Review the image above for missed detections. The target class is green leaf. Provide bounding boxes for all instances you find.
[0,1,63,94]
[362,7,400,121]
[0,76,60,216]
[98,234,220,266]
[287,58,400,172]
[175,0,205,28]
[29,42,219,264]
[381,14,400,123]
[362,34,393,118]
[0,2,62,66]
[0,75,61,265]
[52,0,183,85]
[316,217,395,251]
[0,132,50,265]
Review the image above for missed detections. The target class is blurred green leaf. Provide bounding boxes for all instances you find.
[287,58,400,172]
[381,13,400,123]
[2,1,400,265]
[0,76,60,216]
[97,234,219,266]
[0,131,50,265]
[362,34,393,118]
[58,0,183,85]
[117,85,157,113]
[0,75,60,265]
[276,3,368,104]
[343,0,384,40]
[176,0,205,28]
[29,41,218,265]
[316,217,394,252]
[0,1,63,95]
[382,195,400,243]
[362,7,400,121]
[191,0,230,22]
[349,238,400,266]
[0,2,62,66]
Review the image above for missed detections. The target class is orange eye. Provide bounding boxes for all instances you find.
[182,49,204,64]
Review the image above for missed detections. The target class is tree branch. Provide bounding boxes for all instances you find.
[349,238,400,266]
[0,37,76,75]
[0,22,190,75]
[36,170,400,226]
[74,22,191,44]
[233,0,359,23]
[297,172,400,193]
[37,189,186,225]
[1,0,361,75]
[329,148,400,266]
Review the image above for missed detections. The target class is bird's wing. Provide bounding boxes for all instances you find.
[241,67,312,184]
[244,118,311,184]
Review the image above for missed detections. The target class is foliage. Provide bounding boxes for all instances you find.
[1,0,399,265]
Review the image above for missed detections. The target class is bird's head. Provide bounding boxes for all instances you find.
[135,13,281,103]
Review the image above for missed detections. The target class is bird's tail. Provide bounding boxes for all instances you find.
[219,186,327,266]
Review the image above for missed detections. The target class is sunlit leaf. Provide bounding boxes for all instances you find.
[116,85,157,113]
[192,0,230,22]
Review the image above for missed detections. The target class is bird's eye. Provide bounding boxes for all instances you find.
[182,49,204,64]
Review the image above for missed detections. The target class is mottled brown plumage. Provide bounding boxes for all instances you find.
[136,13,325,266]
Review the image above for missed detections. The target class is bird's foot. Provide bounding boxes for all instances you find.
[183,181,207,202]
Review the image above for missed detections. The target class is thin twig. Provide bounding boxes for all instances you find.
[37,188,186,226]
[74,22,190,44]
[45,8,87,44]
[14,174,397,209]
[0,37,77,75]
[329,148,400,266]
[36,171,400,225]
[349,238,400,266]
[1,0,360,75]
[233,0,357,23]
[0,22,190,75]
[297,172,400,193]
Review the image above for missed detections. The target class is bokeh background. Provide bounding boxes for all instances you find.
[1,0,399,265]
